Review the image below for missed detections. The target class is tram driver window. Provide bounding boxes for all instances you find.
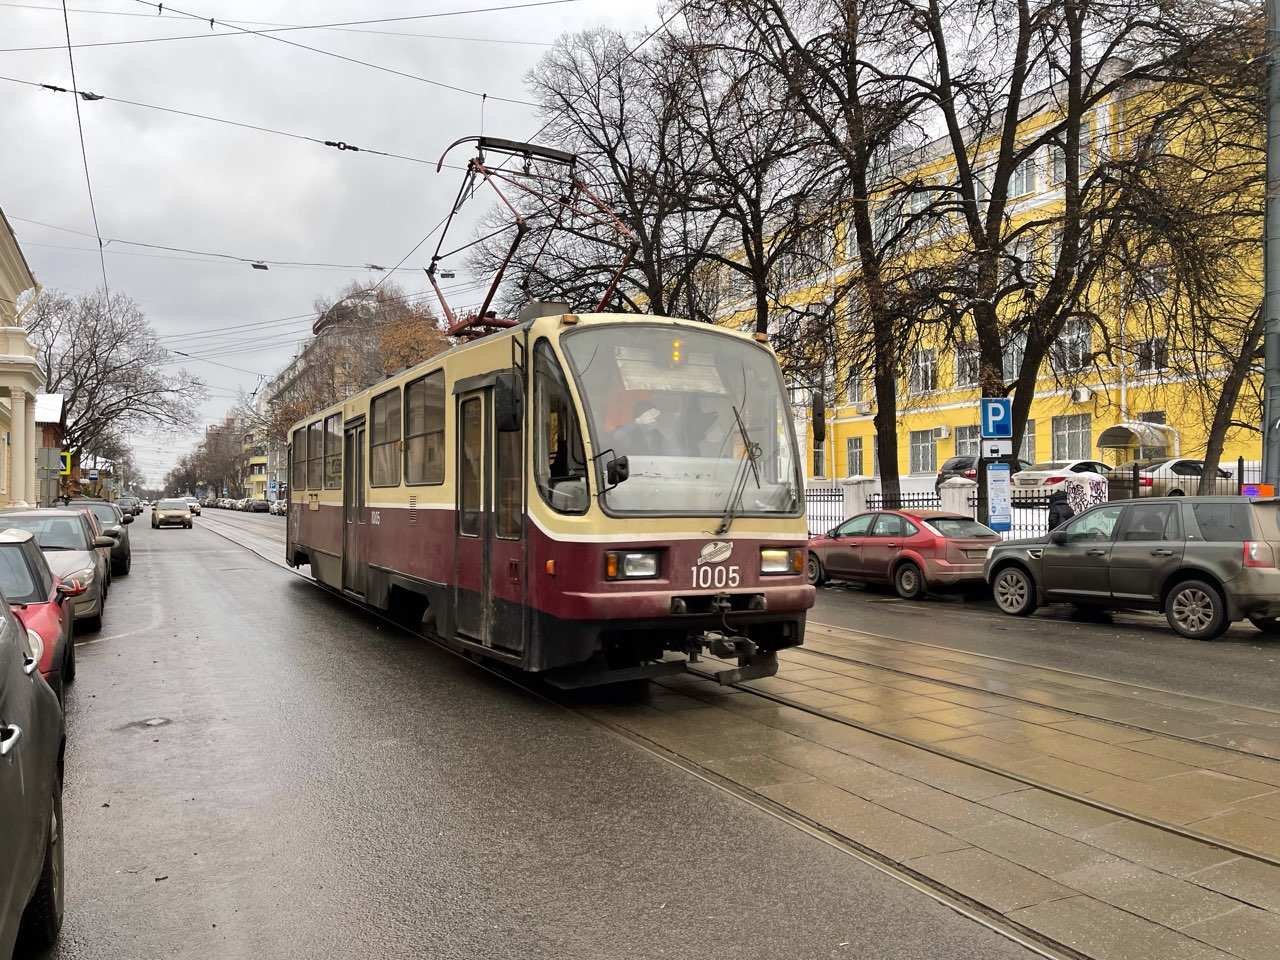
[292,428,307,490]
[533,342,588,513]
[307,421,323,490]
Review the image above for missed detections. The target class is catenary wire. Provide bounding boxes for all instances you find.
[0,1,555,48]
[124,0,542,106]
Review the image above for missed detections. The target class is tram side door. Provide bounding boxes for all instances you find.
[454,391,489,642]
[343,421,367,596]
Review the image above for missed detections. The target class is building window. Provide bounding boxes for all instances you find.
[1020,419,1037,463]
[909,348,937,394]
[1138,411,1168,459]
[846,371,863,404]
[1050,145,1066,186]
[291,427,307,490]
[1053,319,1092,372]
[909,429,937,474]
[954,425,981,457]
[1002,331,1026,382]
[307,421,323,491]
[1011,155,1039,197]
[955,343,980,387]
[323,413,341,490]
[1079,120,1094,173]
[1136,337,1168,372]
[846,437,864,476]
[1052,413,1092,460]
[369,388,402,487]
[812,439,826,478]
[404,371,446,485]
[1006,234,1035,280]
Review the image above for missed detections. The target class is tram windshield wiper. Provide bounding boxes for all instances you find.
[714,405,762,536]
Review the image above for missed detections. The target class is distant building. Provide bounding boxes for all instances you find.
[0,207,47,506]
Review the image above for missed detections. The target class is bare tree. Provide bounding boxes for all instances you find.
[26,290,205,465]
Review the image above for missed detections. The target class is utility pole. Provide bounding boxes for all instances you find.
[1264,0,1280,483]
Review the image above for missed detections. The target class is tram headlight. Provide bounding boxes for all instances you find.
[605,550,660,580]
[761,547,804,575]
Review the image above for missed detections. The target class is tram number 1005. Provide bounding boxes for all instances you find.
[690,564,741,589]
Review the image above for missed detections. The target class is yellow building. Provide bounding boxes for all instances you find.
[723,86,1260,484]
[242,430,268,498]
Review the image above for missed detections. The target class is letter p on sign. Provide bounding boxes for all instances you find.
[980,398,1013,439]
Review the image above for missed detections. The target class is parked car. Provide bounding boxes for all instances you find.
[152,499,193,529]
[0,530,82,702]
[1112,458,1236,497]
[0,510,111,632]
[76,500,132,576]
[0,596,65,957]
[935,456,1030,493]
[248,499,269,513]
[1011,460,1112,498]
[182,496,202,516]
[269,499,287,516]
[808,510,1002,598]
[236,498,250,511]
[115,496,141,516]
[985,496,1280,640]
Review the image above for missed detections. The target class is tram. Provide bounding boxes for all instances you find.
[285,306,814,686]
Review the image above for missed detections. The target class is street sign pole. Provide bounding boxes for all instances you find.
[977,398,1014,524]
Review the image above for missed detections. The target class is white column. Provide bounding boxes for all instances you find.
[940,477,978,517]
[24,394,36,506]
[9,389,27,506]
[839,476,874,516]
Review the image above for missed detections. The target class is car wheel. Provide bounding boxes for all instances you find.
[16,768,65,952]
[894,561,925,600]
[992,566,1036,616]
[1249,616,1280,634]
[806,552,827,587]
[1166,579,1227,640]
[82,610,102,633]
[63,633,75,683]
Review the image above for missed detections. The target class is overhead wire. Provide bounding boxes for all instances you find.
[0,1,556,48]
[57,0,109,300]
[123,0,542,106]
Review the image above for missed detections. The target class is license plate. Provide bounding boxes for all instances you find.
[966,550,988,558]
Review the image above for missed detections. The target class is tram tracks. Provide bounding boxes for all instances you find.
[792,626,1280,766]
[201,515,1278,960]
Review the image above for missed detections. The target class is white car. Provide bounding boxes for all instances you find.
[1011,459,1112,497]
[183,496,202,516]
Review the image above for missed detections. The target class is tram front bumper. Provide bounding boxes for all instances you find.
[558,583,815,621]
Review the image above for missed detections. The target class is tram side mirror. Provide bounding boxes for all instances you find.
[495,371,523,433]
[606,455,630,487]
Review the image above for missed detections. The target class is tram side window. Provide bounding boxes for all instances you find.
[323,413,342,489]
[459,397,482,536]
[370,388,402,487]
[292,428,307,489]
[533,342,588,513]
[405,371,445,485]
[307,421,323,490]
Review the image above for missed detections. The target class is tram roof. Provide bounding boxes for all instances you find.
[286,311,766,436]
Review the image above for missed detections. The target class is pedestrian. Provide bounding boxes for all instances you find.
[1047,489,1074,530]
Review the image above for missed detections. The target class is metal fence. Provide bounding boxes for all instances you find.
[968,492,1055,539]
[867,492,942,511]
[1107,457,1264,501]
[804,486,845,535]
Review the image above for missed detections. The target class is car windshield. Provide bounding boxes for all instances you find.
[158,499,187,509]
[2,516,87,550]
[561,324,801,516]
[84,503,117,526]
[1028,462,1070,472]
[0,545,40,604]
[927,517,999,538]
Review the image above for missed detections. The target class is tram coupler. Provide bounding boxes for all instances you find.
[687,631,779,685]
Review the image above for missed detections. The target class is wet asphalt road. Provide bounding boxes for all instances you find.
[49,515,1035,960]
[811,581,1280,711]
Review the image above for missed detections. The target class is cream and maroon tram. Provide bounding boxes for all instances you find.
[285,309,813,686]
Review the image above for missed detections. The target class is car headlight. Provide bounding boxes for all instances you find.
[26,628,44,665]
[604,550,660,579]
[761,547,804,575]
[73,566,96,585]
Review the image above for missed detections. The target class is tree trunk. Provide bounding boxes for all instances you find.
[1199,313,1263,494]
[872,340,901,505]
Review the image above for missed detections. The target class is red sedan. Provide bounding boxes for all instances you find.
[0,529,83,701]
[807,510,1001,599]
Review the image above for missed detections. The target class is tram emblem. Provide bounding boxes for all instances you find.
[698,541,733,565]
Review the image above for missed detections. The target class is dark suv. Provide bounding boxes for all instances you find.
[984,497,1280,640]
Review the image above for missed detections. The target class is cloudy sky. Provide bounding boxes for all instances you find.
[1,0,655,485]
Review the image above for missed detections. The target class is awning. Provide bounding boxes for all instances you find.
[1097,421,1179,452]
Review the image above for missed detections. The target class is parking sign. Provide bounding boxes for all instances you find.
[980,398,1013,439]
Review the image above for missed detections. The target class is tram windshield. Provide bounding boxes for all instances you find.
[561,324,802,516]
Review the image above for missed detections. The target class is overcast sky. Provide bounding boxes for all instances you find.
[1,0,655,486]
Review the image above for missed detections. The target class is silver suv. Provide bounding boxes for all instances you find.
[984,497,1280,640]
